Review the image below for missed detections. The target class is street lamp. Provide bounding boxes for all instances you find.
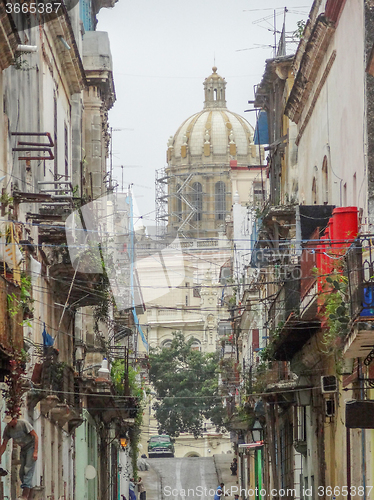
[251,420,263,442]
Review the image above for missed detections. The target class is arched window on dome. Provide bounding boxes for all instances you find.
[215,181,226,220]
[192,182,203,221]
[214,89,217,101]
[176,184,182,221]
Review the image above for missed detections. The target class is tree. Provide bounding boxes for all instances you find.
[149,331,225,438]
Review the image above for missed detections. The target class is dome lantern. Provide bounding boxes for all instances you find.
[159,66,262,239]
[204,66,227,109]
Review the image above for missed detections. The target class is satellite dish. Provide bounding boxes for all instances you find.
[85,465,97,480]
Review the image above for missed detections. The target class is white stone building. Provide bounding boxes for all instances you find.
[139,67,263,458]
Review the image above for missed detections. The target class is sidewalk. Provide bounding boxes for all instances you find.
[141,461,162,500]
[213,455,239,498]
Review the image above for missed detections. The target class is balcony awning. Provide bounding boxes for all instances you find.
[238,441,264,449]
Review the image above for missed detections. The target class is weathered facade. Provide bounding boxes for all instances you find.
[227,1,374,499]
[0,2,144,499]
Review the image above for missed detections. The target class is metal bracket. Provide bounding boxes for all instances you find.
[12,132,54,160]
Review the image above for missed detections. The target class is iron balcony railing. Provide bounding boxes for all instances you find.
[346,235,374,320]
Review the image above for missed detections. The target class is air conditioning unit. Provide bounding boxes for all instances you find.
[321,375,338,394]
[325,399,335,417]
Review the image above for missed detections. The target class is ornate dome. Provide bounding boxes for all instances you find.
[166,67,258,167]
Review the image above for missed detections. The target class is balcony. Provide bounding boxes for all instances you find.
[344,235,374,358]
[265,268,320,362]
[41,243,107,307]
[29,347,82,431]
[255,207,334,362]
[77,376,138,424]
[24,181,75,227]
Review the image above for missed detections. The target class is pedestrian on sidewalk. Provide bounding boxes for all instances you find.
[129,478,136,500]
[230,458,237,476]
[214,483,226,500]
[0,416,38,500]
[214,486,223,500]
[138,476,146,500]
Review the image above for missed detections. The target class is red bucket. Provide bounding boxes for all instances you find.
[332,207,358,247]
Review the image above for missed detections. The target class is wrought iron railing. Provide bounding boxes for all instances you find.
[345,235,374,320]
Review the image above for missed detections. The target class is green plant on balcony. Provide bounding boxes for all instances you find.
[257,322,284,363]
[0,192,14,212]
[111,359,146,480]
[250,361,270,394]
[7,274,34,326]
[2,348,29,417]
[319,265,349,373]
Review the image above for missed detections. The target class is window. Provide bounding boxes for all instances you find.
[253,182,265,205]
[190,339,201,351]
[312,177,317,205]
[192,182,202,221]
[215,181,226,220]
[322,157,328,205]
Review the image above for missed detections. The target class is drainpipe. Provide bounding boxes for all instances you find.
[347,428,351,500]
[360,364,367,500]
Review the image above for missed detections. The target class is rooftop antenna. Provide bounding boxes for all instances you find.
[247,7,292,56]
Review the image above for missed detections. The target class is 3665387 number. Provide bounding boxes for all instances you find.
[5,2,61,14]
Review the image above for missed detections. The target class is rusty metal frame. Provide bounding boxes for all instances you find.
[11,132,54,160]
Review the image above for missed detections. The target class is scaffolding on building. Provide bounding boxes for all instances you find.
[155,167,168,237]
[155,167,232,239]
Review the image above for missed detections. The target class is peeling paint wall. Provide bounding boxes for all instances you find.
[297,0,366,213]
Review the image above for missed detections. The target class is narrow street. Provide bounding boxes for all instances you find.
[146,457,218,500]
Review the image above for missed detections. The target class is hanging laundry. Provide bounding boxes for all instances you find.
[42,324,54,347]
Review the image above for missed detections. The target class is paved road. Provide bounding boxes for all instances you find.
[149,457,218,500]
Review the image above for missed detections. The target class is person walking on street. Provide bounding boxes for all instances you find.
[0,416,38,500]
[138,476,146,500]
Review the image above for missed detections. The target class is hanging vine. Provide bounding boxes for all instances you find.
[2,348,28,417]
[318,256,350,373]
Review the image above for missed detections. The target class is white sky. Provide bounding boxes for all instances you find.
[97,1,311,226]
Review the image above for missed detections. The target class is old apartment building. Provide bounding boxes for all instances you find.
[0,1,145,499]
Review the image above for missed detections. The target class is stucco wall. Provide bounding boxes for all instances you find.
[297,1,366,214]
